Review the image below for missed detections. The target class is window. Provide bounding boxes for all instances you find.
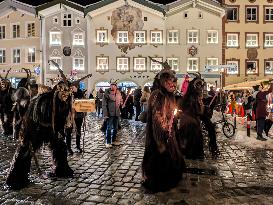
[150,57,163,72]
[184,12,188,18]
[117,57,129,72]
[96,57,109,72]
[265,34,273,47]
[246,33,258,47]
[265,7,273,22]
[207,58,218,66]
[27,23,35,37]
[188,30,198,43]
[27,48,35,63]
[73,58,84,70]
[199,12,203,19]
[205,58,219,72]
[12,24,20,38]
[167,30,179,44]
[0,49,6,64]
[246,7,258,22]
[0,26,5,39]
[134,31,146,44]
[227,7,238,21]
[246,60,258,75]
[53,17,58,24]
[13,49,20,63]
[207,30,218,44]
[151,31,162,44]
[226,33,239,47]
[117,31,128,43]
[187,58,198,72]
[167,58,179,71]
[63,13,72,27]
[50,32,61,45]
[49,57,62,70]
[134,57,146,72]
[73,33,84,46]
[75,18,80,24]
[96,30,108,43]
[226,60,239,74]
[265,60,273,75]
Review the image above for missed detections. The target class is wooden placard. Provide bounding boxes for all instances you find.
[73,99,96,112]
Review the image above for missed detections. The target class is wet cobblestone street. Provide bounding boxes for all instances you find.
[1,114,273,205]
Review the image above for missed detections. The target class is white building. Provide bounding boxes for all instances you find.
[86,0,225,92]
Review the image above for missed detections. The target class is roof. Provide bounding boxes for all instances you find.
[84,0,166,16]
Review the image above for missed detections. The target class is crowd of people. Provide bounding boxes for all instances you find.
[1,62,273,193]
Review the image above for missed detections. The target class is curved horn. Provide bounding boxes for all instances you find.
[22,68,31,85]
[48,60,68,85]
[71,74,92,86]
[5,68,12,79]
[148,56,163,66]
[196,72,201,78]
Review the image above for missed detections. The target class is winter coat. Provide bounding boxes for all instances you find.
[102,89,122,117]
[255,84,273,119]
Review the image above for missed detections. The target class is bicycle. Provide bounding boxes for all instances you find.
[202,104,235,138]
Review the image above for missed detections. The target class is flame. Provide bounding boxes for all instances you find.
[174,108,178,116]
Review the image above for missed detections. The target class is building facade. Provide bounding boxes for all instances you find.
[224,0,273,85]
[0,0,41,86]
[85,0,166,91]
[166,0,225,87]
[85,0,225,91]
[37,1,89,89]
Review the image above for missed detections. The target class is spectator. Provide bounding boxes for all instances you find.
[208,86,216,97]
[255,83,273,141]
[134,86,142,121]
[66,84,85,154]
[140,86,151,112]
[95,88,104,117]
[102,81,123,148]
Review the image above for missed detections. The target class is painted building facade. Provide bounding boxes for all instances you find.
[85,0,166,91]
[224,0,273,85]
[85,0,225,91]
[0,0,41,86]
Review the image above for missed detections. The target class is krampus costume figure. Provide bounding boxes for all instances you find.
[12,68,32,140]
[6,64,74,190]
[0,69,14,136]
[178,73,205,159]
[142,57,185,192]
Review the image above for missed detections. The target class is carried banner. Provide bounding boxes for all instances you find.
[73,99,95,112]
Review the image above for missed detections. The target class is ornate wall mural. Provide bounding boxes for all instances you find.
[111,5,144,53]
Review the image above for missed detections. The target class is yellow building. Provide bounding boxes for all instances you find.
[224,0,273,86]
[0,0,41,86]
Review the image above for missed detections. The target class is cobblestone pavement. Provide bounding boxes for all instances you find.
[1,114,273,205]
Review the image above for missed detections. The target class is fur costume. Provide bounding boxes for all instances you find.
[6,81,74,190]
[178,73,205,159]
[12,68,32,139]
[142,58,185,192]
[0,69,14,136]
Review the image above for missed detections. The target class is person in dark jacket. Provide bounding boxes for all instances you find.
[255,83,273,141]
[102,81,123,148]
[134,86,142,121]
[66,84,85,154]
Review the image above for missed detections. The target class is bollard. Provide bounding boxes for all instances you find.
[247,114,250,137]
[233,110,236,129]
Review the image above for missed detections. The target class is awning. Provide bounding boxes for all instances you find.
[224,78,271,90]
